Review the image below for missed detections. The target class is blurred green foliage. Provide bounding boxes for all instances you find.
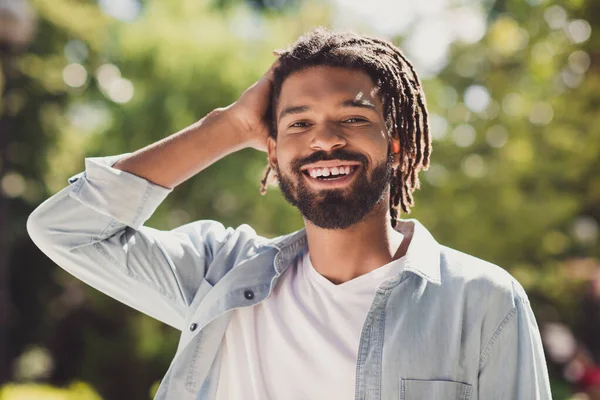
[2,0,598,398]
[0,381,102,400]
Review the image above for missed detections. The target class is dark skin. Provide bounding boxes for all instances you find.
[267,66,412,285]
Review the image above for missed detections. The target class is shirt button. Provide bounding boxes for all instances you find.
[189,323,197,332]
[244,290,254,300]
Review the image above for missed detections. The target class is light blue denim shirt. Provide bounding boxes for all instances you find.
[27,154,553,400]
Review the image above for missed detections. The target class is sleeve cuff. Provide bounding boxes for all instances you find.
[68,153,173,230]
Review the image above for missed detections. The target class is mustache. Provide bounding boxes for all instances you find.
[290,149,369,172]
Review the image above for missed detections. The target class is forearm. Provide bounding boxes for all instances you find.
[26,155,217,330]
[112,107,249,189]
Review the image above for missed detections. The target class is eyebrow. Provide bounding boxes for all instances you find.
[278,98,378,121]
[278,105,310,121]
[341,98,378,111]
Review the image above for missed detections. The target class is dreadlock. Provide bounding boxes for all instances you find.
[260,27,431,228]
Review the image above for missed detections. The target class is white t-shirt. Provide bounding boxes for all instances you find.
[214,250,406,399]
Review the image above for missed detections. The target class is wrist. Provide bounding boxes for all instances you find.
[206,106,253,149]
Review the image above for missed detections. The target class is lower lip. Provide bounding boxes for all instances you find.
[302,167,360,188]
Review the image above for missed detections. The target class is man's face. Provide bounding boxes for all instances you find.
[267,66,399,230]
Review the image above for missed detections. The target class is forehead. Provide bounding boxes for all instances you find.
[277,66,382,111]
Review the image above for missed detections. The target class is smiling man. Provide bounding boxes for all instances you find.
[27,29,552,399]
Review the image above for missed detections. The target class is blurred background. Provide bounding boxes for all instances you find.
[0,0,598,398]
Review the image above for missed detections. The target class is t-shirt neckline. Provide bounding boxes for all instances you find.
[301,250,407,296]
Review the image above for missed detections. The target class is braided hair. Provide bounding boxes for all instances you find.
[260,27,431,228]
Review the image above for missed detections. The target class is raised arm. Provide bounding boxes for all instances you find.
[111,58,277,189]
[26,59,277,330]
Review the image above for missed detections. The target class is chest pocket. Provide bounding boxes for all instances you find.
[400,379,473,400]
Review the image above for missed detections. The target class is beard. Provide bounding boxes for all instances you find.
[275,147,393,230]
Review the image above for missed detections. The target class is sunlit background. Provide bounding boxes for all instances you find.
[0,0,598,398]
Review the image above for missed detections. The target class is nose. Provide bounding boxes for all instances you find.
[310,122,347,152]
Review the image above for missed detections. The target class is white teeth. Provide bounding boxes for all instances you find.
[306,165,356,178]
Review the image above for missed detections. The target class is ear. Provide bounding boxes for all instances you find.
[267,136,278,174]
[391,138,401,169]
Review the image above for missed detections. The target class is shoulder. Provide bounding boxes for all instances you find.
[171,219,270,259]
[436,245,531,346]
[439,245,528,304]
[437,246,533,350]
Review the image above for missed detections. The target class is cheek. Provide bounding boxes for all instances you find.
[352,129,389,164]
[276,136,304,168]
[274,148,295,175]
[374,128,391,154]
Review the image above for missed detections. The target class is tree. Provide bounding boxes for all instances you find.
[4,0,329,397]
[3,0,598,397]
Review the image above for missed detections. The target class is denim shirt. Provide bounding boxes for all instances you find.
[27,154,553,400]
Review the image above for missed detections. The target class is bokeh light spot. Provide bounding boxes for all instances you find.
[502,92,527,116]
[568,50,591,74]
[1,171,26,198]
[485,125,508,148]
[67,102,112,134]
[62,63,87,88]
[529,102,554,125]
[531,41,554,64]
[461,154,486,178]
[489,16,529,56]
[464,85,490,113]
[452,124,476,148]
[451,7,487,44]
[423,163,449,187]
[405,16,452,75]
[565,19,592,43]
[435,85,458,109]
[561,69,583,88]
[96,64,121,91]
[544,5,567,30]
[64,39,88,63]
[13,346,54,380]
[108,78,135,104]
[542,323,576,363]
[429,114,448,141]
[571,216,598,246]
[98,0,141,22]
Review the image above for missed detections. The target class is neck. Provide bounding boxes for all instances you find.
[303,200,410,285]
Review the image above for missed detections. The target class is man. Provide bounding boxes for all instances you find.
[27,28,552,399]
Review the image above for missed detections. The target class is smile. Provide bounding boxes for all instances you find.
[301,165,360,188]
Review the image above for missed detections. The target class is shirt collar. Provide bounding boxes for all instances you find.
[400,219,441,286]
[265,218,441,286]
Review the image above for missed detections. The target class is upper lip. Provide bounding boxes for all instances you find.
[300,160,362,171]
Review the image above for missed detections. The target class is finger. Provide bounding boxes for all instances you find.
[264,58,280,82]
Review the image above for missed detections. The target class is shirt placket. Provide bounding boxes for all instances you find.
[355,286,393,400]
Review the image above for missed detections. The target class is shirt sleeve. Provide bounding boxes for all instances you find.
[27,154,242,330]
[478,280,553,399]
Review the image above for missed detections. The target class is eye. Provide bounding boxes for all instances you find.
[343,117,368,124]
[289,121,311,128]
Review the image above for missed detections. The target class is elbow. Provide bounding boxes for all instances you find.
[26,204,80,264]
[26,187,88,252]
[27,207,51,250]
